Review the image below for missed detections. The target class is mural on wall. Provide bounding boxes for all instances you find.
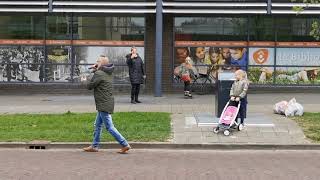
[73,46,145,83]
[174,46,248,83]
[0,46,44,82]
[0,44,145,83]
[248,48,275,84]
[248,48,320,84]
[276,49,320,84]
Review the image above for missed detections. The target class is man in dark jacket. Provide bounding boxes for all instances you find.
[126,47,145,104]
[83,55,131,153]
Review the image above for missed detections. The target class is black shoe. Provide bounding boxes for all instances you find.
[131,100,136,104]
[135,100,142,103]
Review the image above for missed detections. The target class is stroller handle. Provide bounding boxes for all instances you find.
[229,97,241,103]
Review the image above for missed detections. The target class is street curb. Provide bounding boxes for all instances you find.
[1,142,320,150]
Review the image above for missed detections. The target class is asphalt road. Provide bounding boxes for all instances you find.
[0,149,319,180]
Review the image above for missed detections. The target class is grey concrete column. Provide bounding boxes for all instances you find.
[267,0,271,14]
[155,0,163,97]
[49,0,53,12]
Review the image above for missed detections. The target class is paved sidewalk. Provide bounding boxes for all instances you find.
[173,113,309,145]
[1,93,319,145]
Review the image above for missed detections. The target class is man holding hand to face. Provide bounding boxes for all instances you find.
[82,55,131,154]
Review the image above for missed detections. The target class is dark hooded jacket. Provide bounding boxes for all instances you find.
[87,64,114,113]
[126,53,145,84]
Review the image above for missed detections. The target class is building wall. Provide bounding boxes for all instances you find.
[172,15,320,88]
[145,14,175,93]
[0,14,320,94]
[145,14,156,93]
[162,14,174,92]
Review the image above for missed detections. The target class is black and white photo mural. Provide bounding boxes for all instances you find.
[0,46,44,82]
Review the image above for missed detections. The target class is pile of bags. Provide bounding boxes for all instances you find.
[273,98,304,117]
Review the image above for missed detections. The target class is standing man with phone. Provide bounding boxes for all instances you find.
[126,46,145,104]
[82,55,131,154]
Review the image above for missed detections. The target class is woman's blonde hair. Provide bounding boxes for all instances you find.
[235,69,250,84]
[235,69,247,79]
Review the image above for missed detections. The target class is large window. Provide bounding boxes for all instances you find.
[46,16,72,40]
[276,17,318,42]
[74,17,145,41]
[174,16,320,86]
[249,16,274,41]
[0,15,145,83]
[248,47,320,85]
[0,16,45,39]
[247,17,320,85]
[175,17,247,41]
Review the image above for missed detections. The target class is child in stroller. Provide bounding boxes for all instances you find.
[213,69,249,136]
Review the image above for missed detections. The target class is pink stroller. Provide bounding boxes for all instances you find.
[213,100,244,136]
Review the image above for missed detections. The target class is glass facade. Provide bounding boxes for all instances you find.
[175,17,247,41]
[174,16,320,85]
[0,13,320,87]
[74,17,145,41]
[0,15,145,83]
[0,16,45,39]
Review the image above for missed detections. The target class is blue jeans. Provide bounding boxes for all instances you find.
[92,111,128,148]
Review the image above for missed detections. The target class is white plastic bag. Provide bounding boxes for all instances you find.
[274,98,304,117]
[295,102,304,116]
[285,98,298,117]
[273,101,288,115]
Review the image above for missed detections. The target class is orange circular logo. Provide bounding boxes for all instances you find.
[253,49,269,64]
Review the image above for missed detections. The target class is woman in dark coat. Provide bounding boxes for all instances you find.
[126,47,145,104]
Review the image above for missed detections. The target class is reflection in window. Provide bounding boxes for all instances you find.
[74,17,144,27]
[276,17,319,42]
[74,46,144,65]
[73,17,145,40]
[73,65,130,84]
[75,27,144,40]
[47,46,71,64]
[249,16,274,41]
[111,66,130,84]
[0,16,45,39]
[44,64,72,82]
[175,17,247,41]
[46,16,72,40]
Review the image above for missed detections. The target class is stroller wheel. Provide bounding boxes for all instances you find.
[223,130,230,136]
[213,127,219,134]
[238,124,244,131]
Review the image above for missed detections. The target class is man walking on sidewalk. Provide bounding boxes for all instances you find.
[126,46,145,104]
[82,55,131,153]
